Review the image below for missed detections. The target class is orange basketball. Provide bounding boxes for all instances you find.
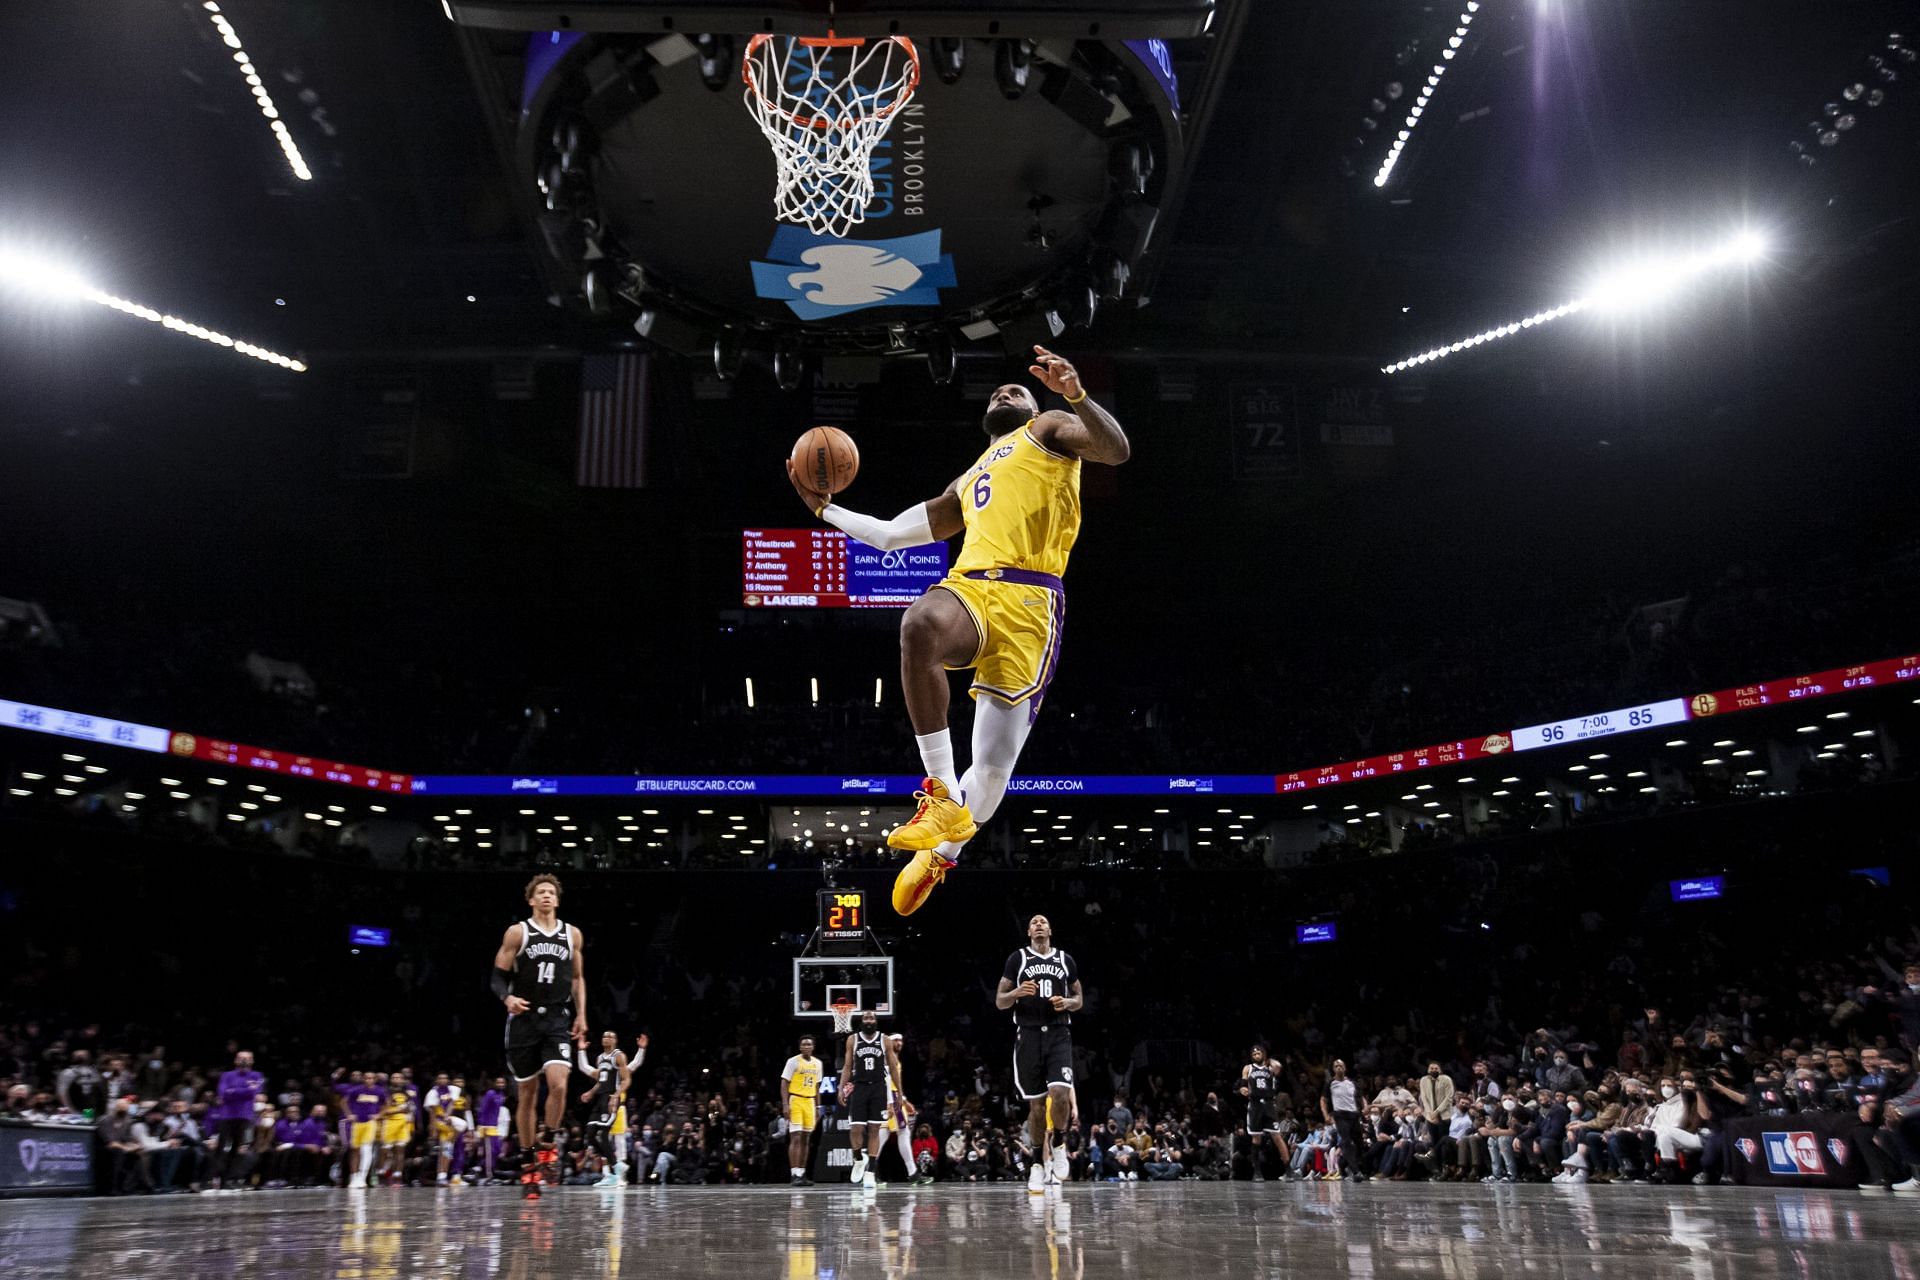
[791,426,860,496]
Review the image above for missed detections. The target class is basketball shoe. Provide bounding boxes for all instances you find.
[892,849,957,916]
[887,778,975,853]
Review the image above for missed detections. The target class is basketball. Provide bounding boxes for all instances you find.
[791,426,860,496]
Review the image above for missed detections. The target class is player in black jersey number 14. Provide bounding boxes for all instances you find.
[489,873,588,1195]
[995,914,1083,1193]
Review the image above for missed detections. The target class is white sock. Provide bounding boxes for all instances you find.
[851,1154,867,1179]
[792,1166,804,1177]
[914,729,961,800]
[934,839,965,864]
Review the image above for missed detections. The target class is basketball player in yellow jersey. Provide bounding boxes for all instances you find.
[788,346,1129,915]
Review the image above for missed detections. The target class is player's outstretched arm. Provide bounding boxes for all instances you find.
[786,460,963,549]
[1026,346,1130,465]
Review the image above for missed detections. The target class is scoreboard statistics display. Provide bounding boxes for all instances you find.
[742,528,948,608]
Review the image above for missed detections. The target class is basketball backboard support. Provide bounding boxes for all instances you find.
[793,955,894,1021]
[447,2,1216,39]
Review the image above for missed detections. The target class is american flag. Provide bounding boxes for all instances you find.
[575,353,650,488]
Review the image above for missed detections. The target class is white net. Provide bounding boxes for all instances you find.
[830,1001,859,1036]
[743,35,920,239]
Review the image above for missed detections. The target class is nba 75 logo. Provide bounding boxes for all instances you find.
[1762,1132,1824,1175]
[1735,1137,1758,1163]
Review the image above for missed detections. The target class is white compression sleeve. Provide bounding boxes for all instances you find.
[957,695,1034,828]
[819,501,934,552]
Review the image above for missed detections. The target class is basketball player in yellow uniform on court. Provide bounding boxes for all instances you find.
[787,346,1130,915]
[781,1035,826,1186]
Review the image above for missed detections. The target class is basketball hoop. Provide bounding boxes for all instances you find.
[742,34,921,239]
[829,997,860,1036]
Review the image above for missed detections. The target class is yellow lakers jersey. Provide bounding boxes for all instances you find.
[785,1055,823,1097]
[383,1086,414,1120]
[951,422,1081,579]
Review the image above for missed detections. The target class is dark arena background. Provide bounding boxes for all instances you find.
[2,0,1919,1275]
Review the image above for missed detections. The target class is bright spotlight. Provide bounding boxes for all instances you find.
[1381,227,1772,375]
[0,250,91,301]
[1729,229,1767,263]
[0,242,307,371]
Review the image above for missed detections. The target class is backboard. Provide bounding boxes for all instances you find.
[792,954,894,1020]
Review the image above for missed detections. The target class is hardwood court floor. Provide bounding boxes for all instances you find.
[2,1180,1915,1279]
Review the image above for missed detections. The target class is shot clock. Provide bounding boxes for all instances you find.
[817,888,874,952]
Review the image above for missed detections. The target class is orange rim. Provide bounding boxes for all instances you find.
[742,34,920,133]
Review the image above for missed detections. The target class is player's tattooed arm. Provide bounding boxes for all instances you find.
[1026,345,1130,465]
[494,925,529,1015]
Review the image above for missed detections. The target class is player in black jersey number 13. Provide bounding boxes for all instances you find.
[489,873,588,1184]
[996,914,1082,1193]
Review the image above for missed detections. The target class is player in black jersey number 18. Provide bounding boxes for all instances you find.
[995,914,1082,1193]
[489,873,589,1183]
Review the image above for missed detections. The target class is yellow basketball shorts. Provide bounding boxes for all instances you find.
[611,1105,627,1138]
[351,1120,377,1149]
[381,1118,413,1147]
[788,1095,817,1132]
[935,569,1065,719]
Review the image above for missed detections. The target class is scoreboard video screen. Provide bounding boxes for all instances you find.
[743,528,948,608]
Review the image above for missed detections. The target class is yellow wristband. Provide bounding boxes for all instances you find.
[1065,389,1088,405]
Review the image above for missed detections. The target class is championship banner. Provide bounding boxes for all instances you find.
[1723,1113,1869,1189]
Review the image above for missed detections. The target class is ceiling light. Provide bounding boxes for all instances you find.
[1457,777,1476,784]
[201,7,311,179]
[1700,758,1724,766]
[1300,805,1316,812]
[1501,776,1520,784]
[1825,712,1848,720]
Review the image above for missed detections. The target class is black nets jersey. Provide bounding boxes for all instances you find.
[850,1032,887,1086]
[1002,947,1078,1028]
[513,917,574,1007]
[1247,1062,1278,1102]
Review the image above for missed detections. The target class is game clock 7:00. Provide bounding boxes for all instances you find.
[820,889,866,935]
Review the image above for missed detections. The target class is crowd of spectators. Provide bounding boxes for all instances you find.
[8,884,1917,1195]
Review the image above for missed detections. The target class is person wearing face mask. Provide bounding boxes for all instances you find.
[1607,1079,1656,1181]
[1479,1096,1523,1183]
[1649,1074,1703,1183]
[1441,1098,1481,1181]
[1543,1052,1588,1096]
[1418,1063,1455,1150]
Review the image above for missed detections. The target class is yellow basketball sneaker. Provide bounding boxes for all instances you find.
[886,777,976,852]
[892,849,958,917]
